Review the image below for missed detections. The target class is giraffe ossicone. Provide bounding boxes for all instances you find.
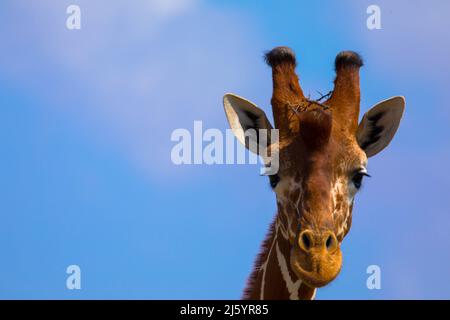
[223,46,405,300]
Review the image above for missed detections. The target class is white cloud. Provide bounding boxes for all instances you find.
[150,0,197,16]
[0,0,266,181]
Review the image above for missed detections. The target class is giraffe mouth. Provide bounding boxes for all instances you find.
[291,250,343,288]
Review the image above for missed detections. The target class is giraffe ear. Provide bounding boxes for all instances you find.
[223,93,274,154]
[357,96,405,157]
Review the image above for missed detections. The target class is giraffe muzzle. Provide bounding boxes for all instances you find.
[291,229,342,288]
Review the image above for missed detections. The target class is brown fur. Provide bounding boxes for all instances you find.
[242,217,277,299]
[243,47,368,299]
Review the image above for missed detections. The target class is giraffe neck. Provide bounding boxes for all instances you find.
[242,213,317,300]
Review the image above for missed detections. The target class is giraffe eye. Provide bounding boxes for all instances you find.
[352,171,371,189]
[269,174,280,189]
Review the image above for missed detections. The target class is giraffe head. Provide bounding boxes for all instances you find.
[223,47,405,289]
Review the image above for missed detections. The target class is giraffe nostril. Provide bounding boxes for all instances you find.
[298,231,314,251]
[325,233,337,251]
[326,235,332,249]
[302,234,311,249]
[299,230,338,253]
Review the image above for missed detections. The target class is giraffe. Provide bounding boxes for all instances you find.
[222,47,405,300]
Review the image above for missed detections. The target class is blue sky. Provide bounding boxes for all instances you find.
[1,0,449,299]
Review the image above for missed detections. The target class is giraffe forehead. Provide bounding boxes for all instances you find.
[279,131,367,175]
[275,134,367,212]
